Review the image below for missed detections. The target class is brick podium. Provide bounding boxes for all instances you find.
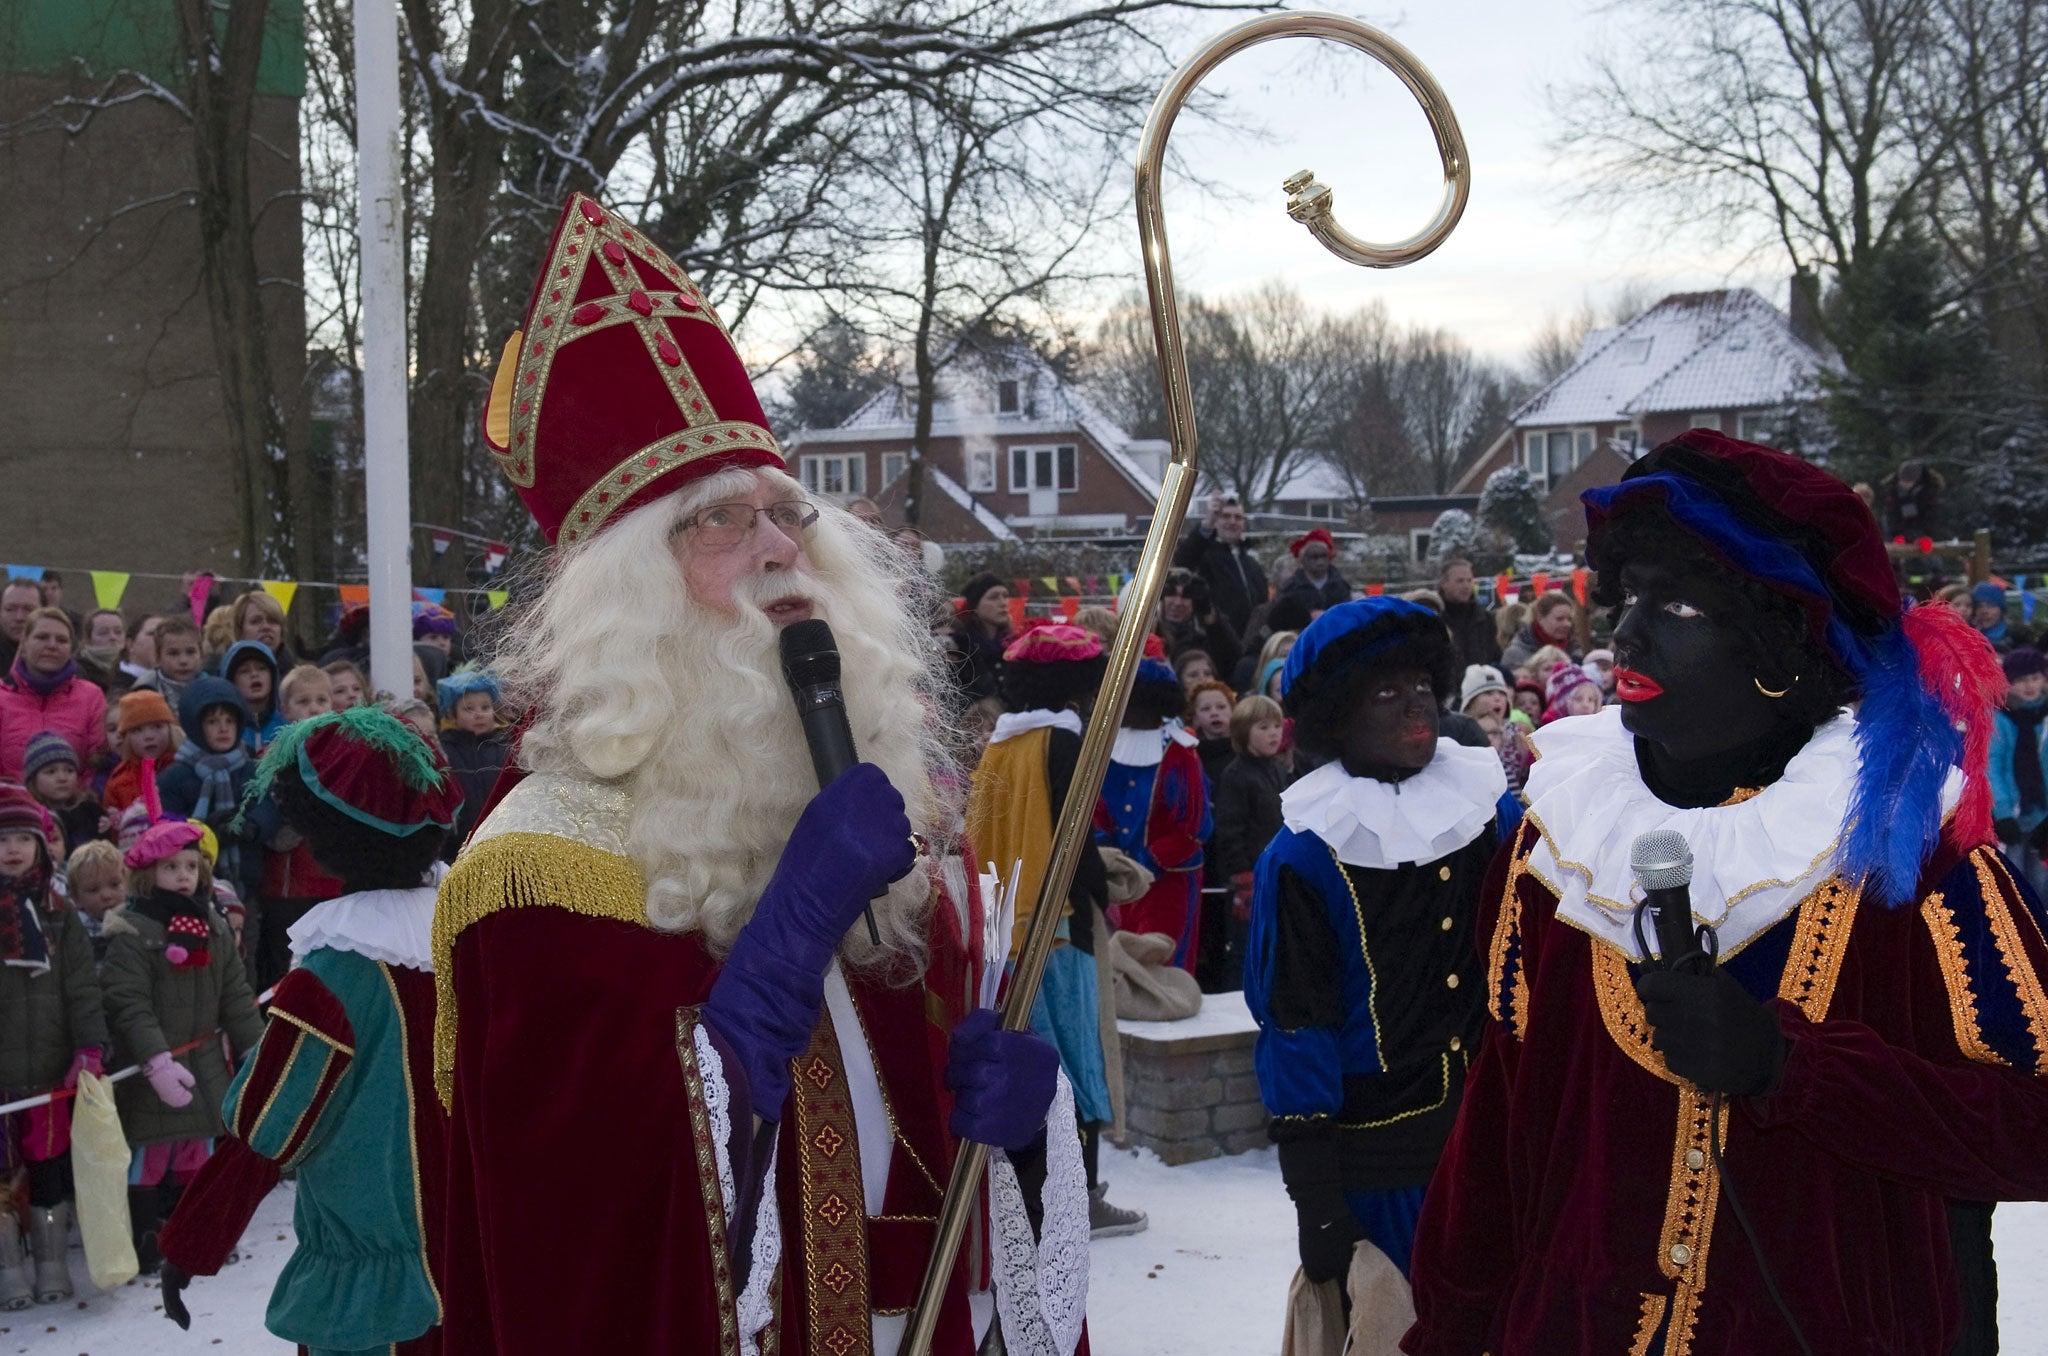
[1116,990,1269,1165]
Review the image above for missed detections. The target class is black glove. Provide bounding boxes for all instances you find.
[1636,967,1787,1096]
[1278,1137,1364,1285]
[160,1262,193,1329]
[1995,817,2023,847]
[1185,575,1212,612]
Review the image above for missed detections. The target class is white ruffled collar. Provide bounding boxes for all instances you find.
[288,862,447,972]
[1281,739,1508,870]
[1109,722,1196,767]
[1523,706,1958,960]
[990,709,1083,745]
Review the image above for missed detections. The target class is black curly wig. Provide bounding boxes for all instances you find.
[271,763,447,891]
[1282,609,1460,763]
[999,652,1108,716]
[1125,667,1190,728]
[1588,505,1856,734]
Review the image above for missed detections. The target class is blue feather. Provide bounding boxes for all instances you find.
[1842,628,1960,905]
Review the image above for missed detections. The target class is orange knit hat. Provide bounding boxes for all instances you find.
[117,689,176,735]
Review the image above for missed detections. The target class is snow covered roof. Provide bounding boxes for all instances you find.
[1514,289,1834,428]
[804,346,1161,498]
[1263,459,1358,503]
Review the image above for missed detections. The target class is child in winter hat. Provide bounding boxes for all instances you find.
[22,732,99,855]
[102,689,178,818]
[437,669,509,853]
[0,783,108,1308]
[1542,662,1604,724]
[99,765,264,1274]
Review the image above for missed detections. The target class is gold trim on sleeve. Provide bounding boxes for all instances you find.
[380,962,443,1315]
[1487,833,1532,1040]
[1779,875,1858,1022]
[1975,850,2048,1069]
[1921,890,2010,1068]
[1630,1292,1668,1356]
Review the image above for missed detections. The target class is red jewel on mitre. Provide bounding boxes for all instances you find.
[480,192,786,547]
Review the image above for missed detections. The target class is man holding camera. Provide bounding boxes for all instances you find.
[1175,491,1269,636]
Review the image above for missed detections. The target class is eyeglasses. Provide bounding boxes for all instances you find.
[675,500,819,551]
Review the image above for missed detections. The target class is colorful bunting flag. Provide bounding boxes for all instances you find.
[484,541,510,575]
[486,590,510,611]
[338,584,370,606]
[1013,579,1030,598]
[1530,571,1550,596]
[89,571,129,609]
[1365,582,1384,596]
[1006,597,1028,632]
[1570,568,1589,606]
[5,564,40,581]
[1057,597,1080,622]
[1494,572,1512,604]
[259,580,298,614]
[1085,576,1101,596]
[187,574,214,625]
[414,587,447,606]
[1039,576,1059,594]
[430,527,454,557]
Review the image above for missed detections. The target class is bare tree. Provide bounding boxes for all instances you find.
[1395,326,1495,494]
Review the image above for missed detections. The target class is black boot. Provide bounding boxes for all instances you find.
[129,1187,162,1276]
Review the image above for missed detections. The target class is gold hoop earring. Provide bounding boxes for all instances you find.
[1755,676,1794,699]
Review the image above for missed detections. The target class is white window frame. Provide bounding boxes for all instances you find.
[799,453,866,497]
[1688,412,1721,432]
[1410,528,1432,564]
[1008,443,1079,494]
[997,379,1020,415]
[1736,411,1775,442]
[1614,424,1639,452]
[966,447,997,493]
[880,451,908,486]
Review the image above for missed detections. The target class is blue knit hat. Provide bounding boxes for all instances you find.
[1280,597,1436,698]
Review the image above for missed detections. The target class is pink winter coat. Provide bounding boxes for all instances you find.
[0,666,108,782]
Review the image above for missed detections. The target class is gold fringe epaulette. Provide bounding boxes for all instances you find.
[431,831,649,1108]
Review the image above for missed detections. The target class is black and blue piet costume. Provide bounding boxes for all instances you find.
[1406,431,2048,1356]
[1243,596,1521,1282]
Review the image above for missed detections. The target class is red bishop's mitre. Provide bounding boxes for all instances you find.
[482,193,785,547]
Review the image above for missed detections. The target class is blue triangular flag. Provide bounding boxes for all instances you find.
[413,587,447,606]
[5,564,40,580]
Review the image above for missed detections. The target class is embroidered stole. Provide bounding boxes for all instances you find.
[792,1016,872,1356]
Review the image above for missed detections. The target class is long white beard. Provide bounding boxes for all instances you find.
[497,472,954,977]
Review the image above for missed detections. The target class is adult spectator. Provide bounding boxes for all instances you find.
[1500,589,1583,671]
[0,607,108,781]
[0,579,40,672]
[846,496,885,529]
[1175,491,1269,635]
[952,573,1012,703]
[1280,527,1350,612]
[1437,557,1500,669]
[39,570,83,635]
[230,591,296,668]
[1158,567,1244,679]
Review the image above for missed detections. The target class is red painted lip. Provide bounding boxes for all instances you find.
[1612,667,1664,702]
[763,596,813,626]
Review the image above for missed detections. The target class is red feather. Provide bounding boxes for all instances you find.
[139,754,164,827]
[1903,601,2007,848]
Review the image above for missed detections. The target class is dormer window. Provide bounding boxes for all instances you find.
[997,380,1020,415]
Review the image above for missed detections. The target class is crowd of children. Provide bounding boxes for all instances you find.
[0,580,513,1306]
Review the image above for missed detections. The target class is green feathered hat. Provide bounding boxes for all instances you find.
[242,704,463,838]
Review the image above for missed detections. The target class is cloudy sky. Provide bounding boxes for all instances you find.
[1092,0,1792,366]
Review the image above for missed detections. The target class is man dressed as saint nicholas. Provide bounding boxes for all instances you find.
[433,193,1090,1356]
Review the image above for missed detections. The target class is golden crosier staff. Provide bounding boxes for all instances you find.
[896,14,1470,1355]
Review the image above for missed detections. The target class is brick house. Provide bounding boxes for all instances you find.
[782,348,1168,543]
[1450,287,1837,552]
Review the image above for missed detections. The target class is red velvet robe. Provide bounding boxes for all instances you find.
[434,823,1077,1356]
[1403,824,2048,1355]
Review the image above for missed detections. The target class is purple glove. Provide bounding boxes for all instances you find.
[945,1008,1059,1151]
[143,1051,196,1109]
[703,763,917,1121]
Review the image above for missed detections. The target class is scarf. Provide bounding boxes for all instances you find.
[8,655,78,698]
[134,887,212,970]
[0,862,53,976]
[175,738,248,823]
[2011,701,2048,816]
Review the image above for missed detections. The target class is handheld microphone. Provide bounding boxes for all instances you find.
[1630,829,1706,972]
[779,618,881,945]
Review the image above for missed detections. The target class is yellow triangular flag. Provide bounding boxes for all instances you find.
[486,590,509,611]
[1040,576,1058,593]
[90,571,130,610]
[259,580,298,614]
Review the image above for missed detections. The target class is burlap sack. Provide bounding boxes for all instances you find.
[1110,929,1202,1022]
[1277,1241,1417,1356]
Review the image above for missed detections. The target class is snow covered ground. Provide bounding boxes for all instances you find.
[18,1152,2048,1354]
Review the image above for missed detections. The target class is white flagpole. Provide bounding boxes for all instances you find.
[355,0,413,701]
